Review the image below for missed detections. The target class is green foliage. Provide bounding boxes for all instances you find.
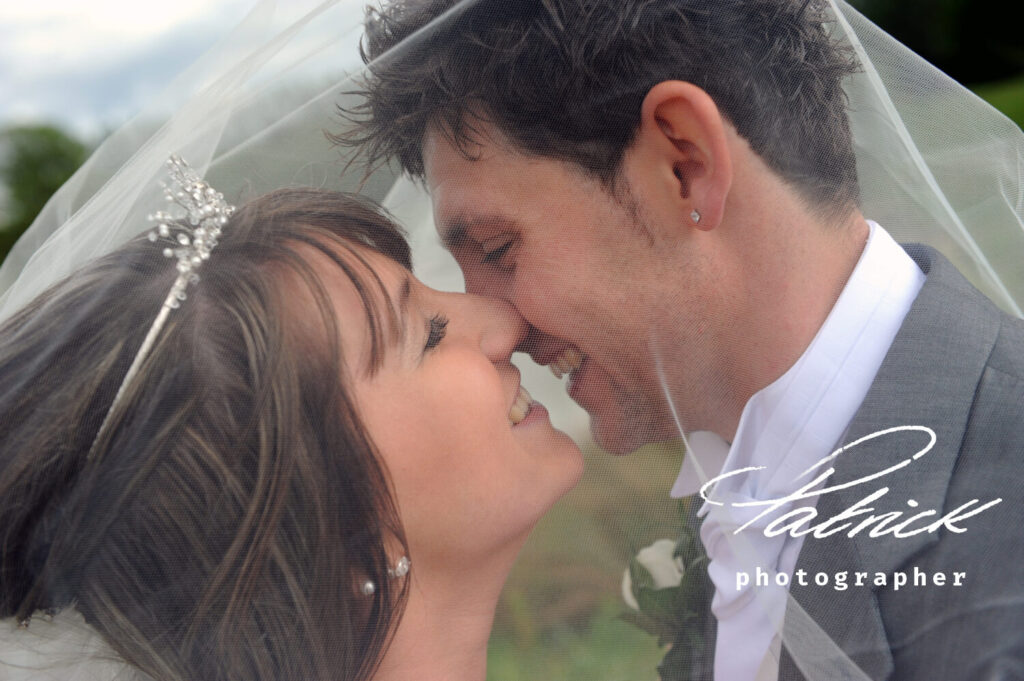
[0,125,87,261]
[974,74,1024,129]
[487,600,663,681]
[850,0,1024,85]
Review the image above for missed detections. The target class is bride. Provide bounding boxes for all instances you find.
[0,176,582,680]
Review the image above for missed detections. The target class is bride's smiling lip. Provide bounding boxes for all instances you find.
[507,379,537,427]
[505,367,525,412]
[514,400,548,427]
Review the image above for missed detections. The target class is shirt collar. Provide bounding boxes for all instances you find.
[671,221,925,500]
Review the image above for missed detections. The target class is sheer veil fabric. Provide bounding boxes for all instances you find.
[0,0,1021,679]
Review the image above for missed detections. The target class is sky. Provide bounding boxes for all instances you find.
[0,0,260,140]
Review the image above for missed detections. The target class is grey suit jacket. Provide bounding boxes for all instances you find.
[774,245,1024,680]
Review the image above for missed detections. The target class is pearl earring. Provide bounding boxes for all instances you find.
[690,209,701,223]
[361,556,411,596]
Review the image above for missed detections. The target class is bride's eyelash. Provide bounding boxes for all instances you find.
[425,314,449,351]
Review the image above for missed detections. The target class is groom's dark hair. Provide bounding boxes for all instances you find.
[342,0,862,212]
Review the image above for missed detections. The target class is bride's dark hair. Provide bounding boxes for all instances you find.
[0,188,411,680]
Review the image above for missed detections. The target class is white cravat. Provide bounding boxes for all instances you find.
[670,221,926,680]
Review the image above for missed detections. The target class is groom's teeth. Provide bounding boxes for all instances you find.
[549,347,583,379]
[509,386,534,425]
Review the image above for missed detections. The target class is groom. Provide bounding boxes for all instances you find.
[350,0,1024,678]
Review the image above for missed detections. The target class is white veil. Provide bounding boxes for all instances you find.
[0,0,1021,679]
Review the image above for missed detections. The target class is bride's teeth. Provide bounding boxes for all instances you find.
[548,347,583,379]
[509,386,534,425]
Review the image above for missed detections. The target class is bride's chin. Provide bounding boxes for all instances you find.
[550,456,584,506]
[517,461,583,543]
[541,431,586,486]
[550,444,585,505]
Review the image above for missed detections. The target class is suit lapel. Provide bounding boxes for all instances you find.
[778,245,1002,680]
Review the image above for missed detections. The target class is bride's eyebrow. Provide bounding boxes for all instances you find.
[398,276,412,314]
[389,274,416,352]
[314,239,406,374]
[397,275,412,337]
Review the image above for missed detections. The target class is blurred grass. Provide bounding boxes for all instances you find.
[973,74,1024,128]
[487,439,685,679]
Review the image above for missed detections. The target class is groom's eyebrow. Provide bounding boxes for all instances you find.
[440,219,469,251]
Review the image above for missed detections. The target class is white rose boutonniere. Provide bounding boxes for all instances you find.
[620,501,713,681]
[621,538,685,610]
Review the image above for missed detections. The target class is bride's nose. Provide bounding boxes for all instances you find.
[463,294,527,362]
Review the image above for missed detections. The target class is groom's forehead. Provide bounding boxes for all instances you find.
[423,130,528,239]
[423,121,628,244]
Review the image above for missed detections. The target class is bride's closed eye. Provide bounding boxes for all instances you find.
[424,314,449,351]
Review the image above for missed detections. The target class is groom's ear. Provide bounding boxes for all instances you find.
[630,81,732,232]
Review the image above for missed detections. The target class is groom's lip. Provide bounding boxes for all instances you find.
[515,326,544,354]
[566,355,590,403]
[528,347,569,366]
[518,332,576,367]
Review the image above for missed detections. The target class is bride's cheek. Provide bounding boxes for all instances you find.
[431,354,505,410]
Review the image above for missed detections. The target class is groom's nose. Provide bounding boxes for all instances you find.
[460,263,515,306]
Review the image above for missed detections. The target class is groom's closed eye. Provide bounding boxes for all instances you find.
[440,214,519,254]
[481,238,513,265]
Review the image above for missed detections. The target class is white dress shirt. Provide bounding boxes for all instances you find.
[670,221,926,680]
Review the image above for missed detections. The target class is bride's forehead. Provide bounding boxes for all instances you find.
[310,240,403,303]
[288,238,407,371]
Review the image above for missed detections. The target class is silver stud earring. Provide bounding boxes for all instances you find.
[388,556,411,578]
[361,580,376,596]
[690,209,702,224]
